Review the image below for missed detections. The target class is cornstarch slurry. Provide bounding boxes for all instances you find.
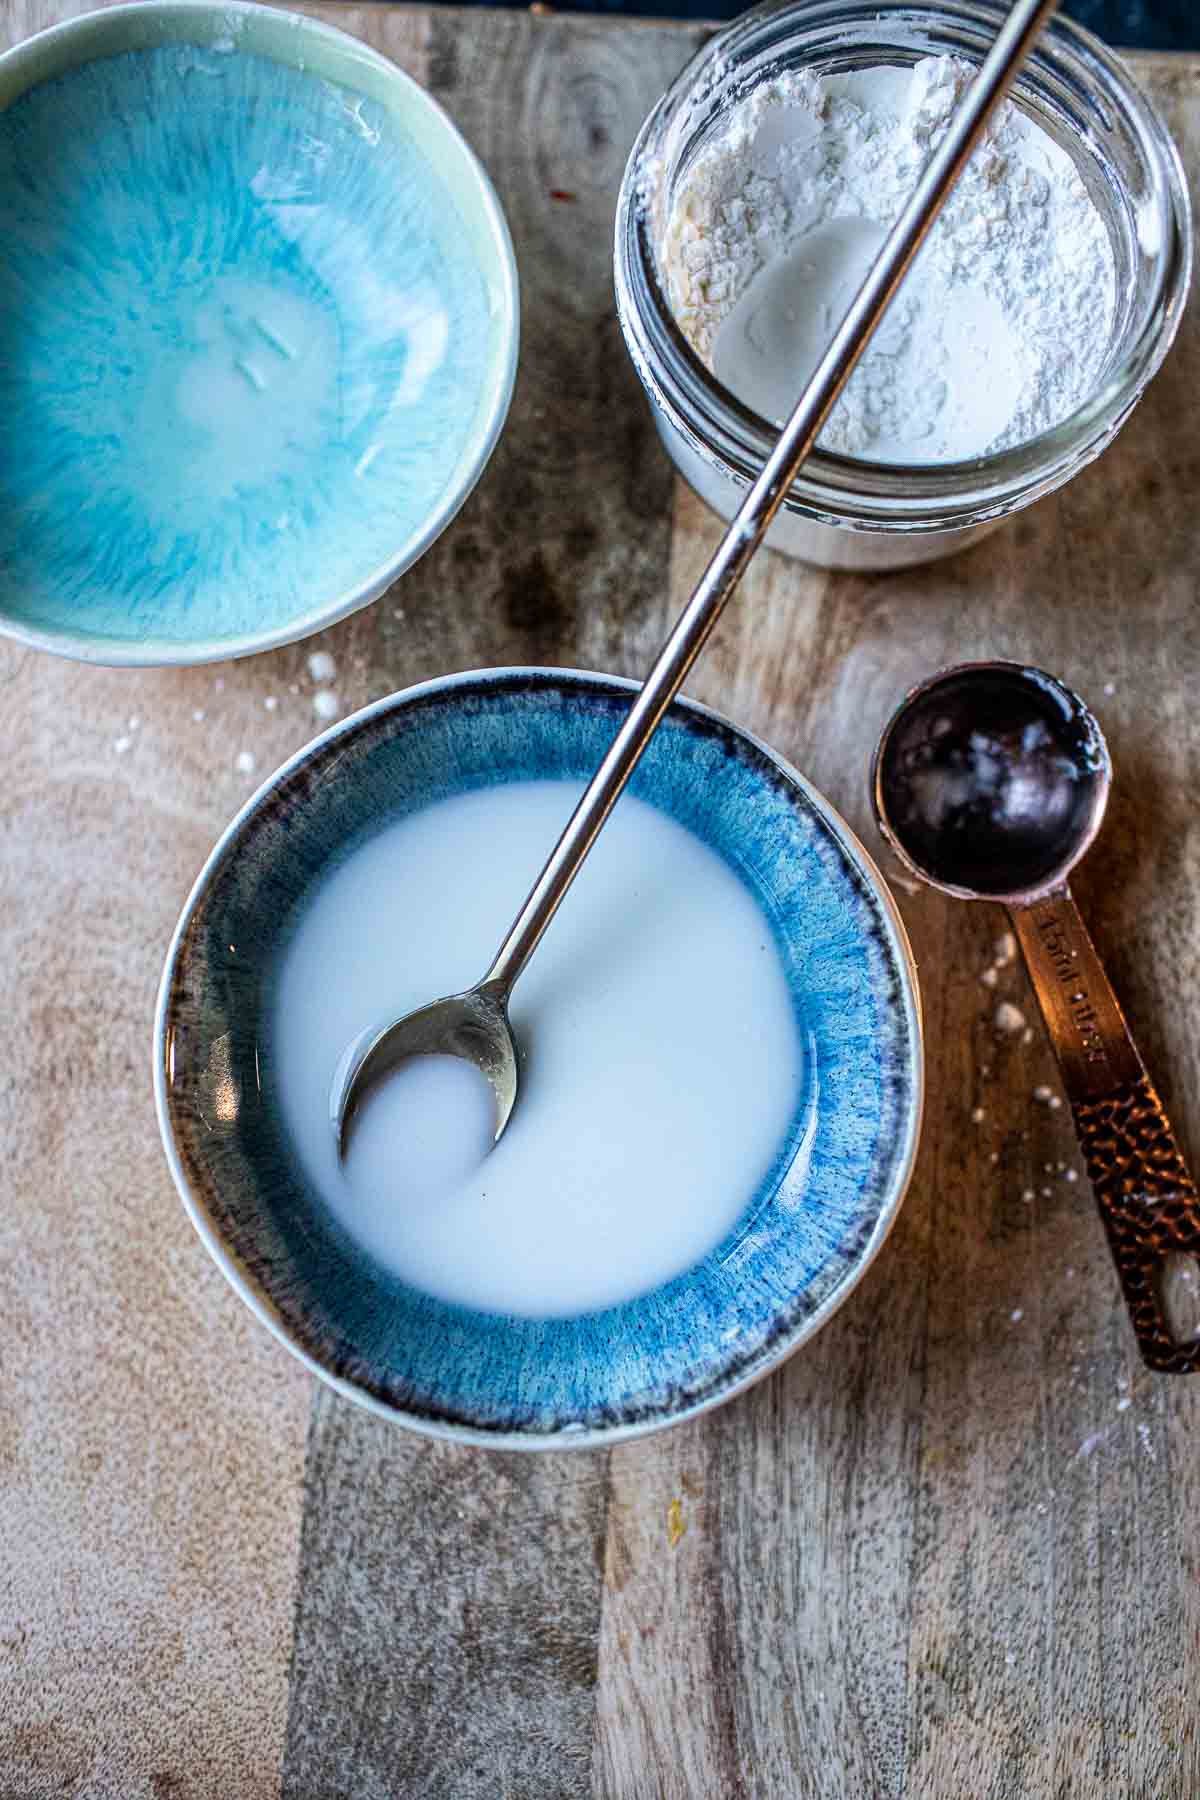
[270,781,804,1318]
[657,57,1116,462]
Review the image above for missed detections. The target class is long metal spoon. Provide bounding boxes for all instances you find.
[872,661,1200,1372]
[334,0,1061,1156]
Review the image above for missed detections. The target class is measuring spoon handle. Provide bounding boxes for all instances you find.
[1011,888,1200,1371]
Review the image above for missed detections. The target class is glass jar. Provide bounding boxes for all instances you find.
[614,0,1192,571]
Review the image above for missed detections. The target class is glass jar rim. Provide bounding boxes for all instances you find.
[614,0,1193,532]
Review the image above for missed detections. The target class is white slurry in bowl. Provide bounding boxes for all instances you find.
[270,780,804,1318]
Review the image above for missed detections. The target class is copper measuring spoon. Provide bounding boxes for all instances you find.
[873,661,1200,1373]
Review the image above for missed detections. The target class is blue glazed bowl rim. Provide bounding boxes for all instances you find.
[153,666,925,1449]
[0,0,519,667]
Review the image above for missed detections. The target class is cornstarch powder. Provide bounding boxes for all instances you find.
[656,58,1116,463]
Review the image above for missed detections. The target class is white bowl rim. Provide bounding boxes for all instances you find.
[0,0,520,667]
[153,665,926,1449]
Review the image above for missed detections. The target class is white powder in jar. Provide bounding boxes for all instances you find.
[655,57,1116,463]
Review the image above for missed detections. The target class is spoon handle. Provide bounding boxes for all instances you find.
[481,0,1061,996]
[1010,889,1200,1372]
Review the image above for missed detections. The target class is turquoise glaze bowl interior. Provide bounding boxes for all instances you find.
[154,669,923,1447]
[0,3,517,664]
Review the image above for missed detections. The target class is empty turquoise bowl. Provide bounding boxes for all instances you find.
[0,3,517,664]
[155,670,924,1448]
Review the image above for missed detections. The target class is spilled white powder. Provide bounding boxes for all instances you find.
[313,689,340,722]
[658,57,1116,462]
[995,1001,1026,1036]
[307,650,337,684]
[980,930,1017,990]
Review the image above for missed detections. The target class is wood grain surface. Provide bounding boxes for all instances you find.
[1,5,1198,1797]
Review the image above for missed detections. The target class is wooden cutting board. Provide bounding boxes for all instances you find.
[2,4,1198,1794]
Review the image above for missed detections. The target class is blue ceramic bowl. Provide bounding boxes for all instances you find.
[154,670,923,1446]
[0,3,517,665]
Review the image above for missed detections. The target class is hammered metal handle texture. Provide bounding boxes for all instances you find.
[1071,1075,1200,1373]
[1012,891,1200,1373]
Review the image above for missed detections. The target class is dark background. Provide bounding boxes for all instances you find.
[496,1,1195,49]
[1063,0,1196,47]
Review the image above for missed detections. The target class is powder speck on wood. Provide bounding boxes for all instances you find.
[994,1001,1026,1035]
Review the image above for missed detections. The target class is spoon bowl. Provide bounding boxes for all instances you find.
[873,661,1110,901]
[873,660,1200,1373]
[333,985,517,1156]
